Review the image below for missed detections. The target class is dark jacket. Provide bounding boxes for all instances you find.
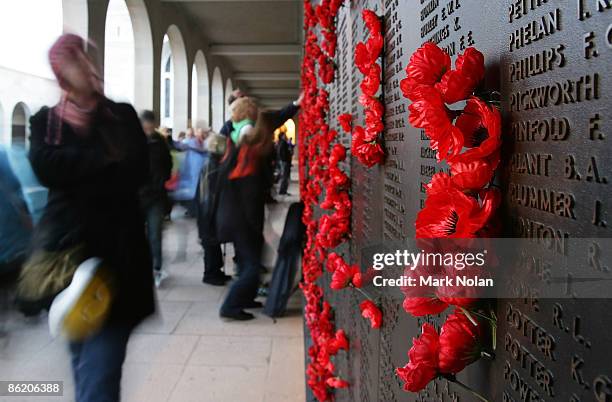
[277,138,292,162]
[140,131,172,207]
[0,147,32,268]
[214,103,299,243]
[28,100,155,326]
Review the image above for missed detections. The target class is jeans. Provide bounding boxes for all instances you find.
[144,201,164,272]
[220,229,263,315]
[279,161,291,194]
[69,324,132,402]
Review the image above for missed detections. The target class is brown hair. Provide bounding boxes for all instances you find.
[242,110,277,152]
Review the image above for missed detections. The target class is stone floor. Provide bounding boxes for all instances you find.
[0,180,305,402]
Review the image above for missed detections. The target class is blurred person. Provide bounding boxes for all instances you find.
[197,91,245,286]
[0,146,33,335]
[28,34,154,402]
[277,131,292,195]
[214,95,301,320]
[139,110,173,287]
[185,128,195,140]
[177,131,186,142]
[172,126,208,216]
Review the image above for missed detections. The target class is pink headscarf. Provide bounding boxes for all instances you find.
[47,34,104,143]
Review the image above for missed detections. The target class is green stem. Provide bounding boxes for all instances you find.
[467,309,497,325]
[459,307,478,326]
[448,377,489,402]
[351,285,374,301]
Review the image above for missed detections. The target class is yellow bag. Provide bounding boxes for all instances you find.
[48,258,115,341]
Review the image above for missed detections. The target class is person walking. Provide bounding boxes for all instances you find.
[277,131,292,195]
[214,95,301,320]
[139,110,173,287]
[28,34,154,402]
[0,146,33,333]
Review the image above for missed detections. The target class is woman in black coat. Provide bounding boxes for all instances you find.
[29,34,154,402]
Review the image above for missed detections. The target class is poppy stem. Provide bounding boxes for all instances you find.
[459,307,478,326]
[352,285,374,301]
[466,309,497,325]
[448,378,489,402]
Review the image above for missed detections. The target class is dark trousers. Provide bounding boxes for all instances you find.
[69,324,132,402]
[203,243,224,279]
[279,161,291,194]
[220,229,263,315]
[143,201,164,272]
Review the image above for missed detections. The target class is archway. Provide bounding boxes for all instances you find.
[191,50,210,129]
[160,25,188,135]
[224,78,233,120]
[211,67,224,131]
[104,0,153,109]
[104,0,135,104]
[126,0,153,110]
[160,36,173,129]
[11,103,30,148]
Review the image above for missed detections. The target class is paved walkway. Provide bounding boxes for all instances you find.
[0,180,305,402]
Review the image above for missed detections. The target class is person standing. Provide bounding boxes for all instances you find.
[196,91,245,286]
[28,34,154,402]
[139,110,173,288]
[215,95,301,320]
[277,131,292,195]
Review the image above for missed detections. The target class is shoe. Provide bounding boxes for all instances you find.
[154,269,169,288]
[243,301,263,309]
[220,310,255,321]
[203,276,229,286]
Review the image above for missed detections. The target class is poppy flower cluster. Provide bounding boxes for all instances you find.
[298,2,352,399]
[399,43,501,241]
[348,9,385,167]
[395,310,484,392]
[314,0,343,83]
[397,43,502,395]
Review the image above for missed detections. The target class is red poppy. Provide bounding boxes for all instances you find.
[360,63,381,96]
[360,95,384,121]
[354,42,373,75]
[318,55,333,84]
[326,377,350,388]
[403,297,448,317]
[451,97,502,169]
[436,48,485,104]
[337,113,352,133]
[366,33,383,62]
[352,135,385,167]
[359,300,382,328]
[362,9,381,34]
[329,256,362,289]
[329,143,347,164]
[438,310,483,373]
[416,173,500,238]
[315,4,332,30]
[396,323,439,392]
[326,329,349,354]
[448,159,495,191]
[408,87,463,161]
[401,42,451,101]
[329,0,343,15]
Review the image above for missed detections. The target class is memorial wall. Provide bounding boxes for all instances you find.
[302,0,611,400]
